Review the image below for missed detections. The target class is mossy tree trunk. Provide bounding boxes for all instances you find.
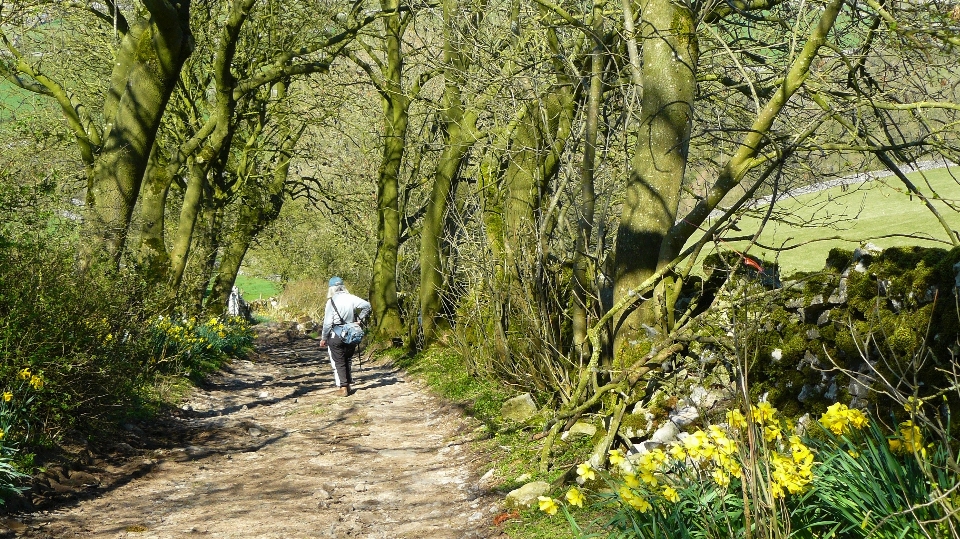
[612,0,698,357]
[135,146,175,283]
[84,3,193,266]
[417,0,485,344]
[571,4,607,363]
[354,0,411,342]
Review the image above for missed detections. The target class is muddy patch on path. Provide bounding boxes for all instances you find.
[6,329,502,538]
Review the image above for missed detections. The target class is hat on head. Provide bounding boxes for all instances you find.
[329,276,344,287]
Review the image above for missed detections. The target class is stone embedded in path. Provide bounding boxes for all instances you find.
[500,393,537,423]
[504,481,550,509]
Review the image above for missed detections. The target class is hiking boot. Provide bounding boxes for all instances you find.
[338,385,350,397]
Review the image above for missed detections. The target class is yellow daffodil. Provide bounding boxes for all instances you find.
[18,368,31,380]
[668,442,686,461]
[662,485,680,503]
[623,473,641,488]
[726,409,747,430]
[819,402,869,435]
[576,462,595,481]
[712,467,730,488]
[904,396,922,413]
[770,451,813,497]
[29,376,43,390]
[789,436,814,466]
[648,448,667,466]
[636,452,661,474]
[565,487,585,508]
[846,408,869,430]
[2,391,12,402]
[618,486,651,513]
[537,496,558,515]
[764,424,782,442]
[608,449,625,467]
[752,401,777,425]
[890,420,927,457]
[0,431,4,440]
[640,470,658,487]
[629,495,652,513]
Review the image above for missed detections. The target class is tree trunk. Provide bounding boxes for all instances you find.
[84,4,192,266]
[417,130,471,342]
[370,0,407,341]
[208,120,297,315]
[135,146,174,283]
[169,160,206,290]
[572,41,605,362]
[613,0,698,357]
[417,1,480,342]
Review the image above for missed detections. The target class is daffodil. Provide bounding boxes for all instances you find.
[576,462,595,481]
[712,467,730,488]
[608,449,625,467]
[618,487,651,513]
[662,485,680,503]
[629,495,652,513]
[890,420,927,457]
[2,391,12,402]
[639,470,658,487]
[29,376,43,390]
[565,487,585,508]
[623,473,641,488]
[668,442,686,461]
[904,396,922,413]
[752,401,777,425]
[537,496,558,515]
[18,368,31,380]
[726,409,747,430]
[819,402,869,435]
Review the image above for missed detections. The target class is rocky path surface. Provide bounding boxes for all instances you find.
[6,328,500,538]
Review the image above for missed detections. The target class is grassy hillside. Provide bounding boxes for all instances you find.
[712,167,960,275]
[234,275,281,299]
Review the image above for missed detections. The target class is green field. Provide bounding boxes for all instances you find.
[708,167,960,276]
[234,274,281,299]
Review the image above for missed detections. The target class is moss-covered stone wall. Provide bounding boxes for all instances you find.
[692,245,960,423]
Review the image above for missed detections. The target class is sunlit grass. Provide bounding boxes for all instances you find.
[705,167,960,275]
[234,274,281,299]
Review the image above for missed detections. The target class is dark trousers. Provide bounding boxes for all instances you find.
[326,334,357,387]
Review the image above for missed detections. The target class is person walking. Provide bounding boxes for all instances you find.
[319,276,371,396]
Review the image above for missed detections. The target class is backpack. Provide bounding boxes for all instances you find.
[340,322,364,345]
[329,298,364,345]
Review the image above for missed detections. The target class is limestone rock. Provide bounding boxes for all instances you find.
[477,469,496,492]
[669,406,699,428]
[504,481,550,509]
[501,393,537,423]
[650,421,680,445]
[566,422,597,439]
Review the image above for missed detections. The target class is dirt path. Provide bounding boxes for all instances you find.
[8,328,501,538]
